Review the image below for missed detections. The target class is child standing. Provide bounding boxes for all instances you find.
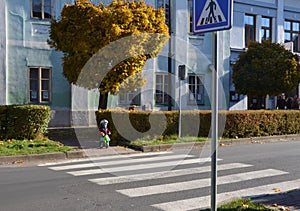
[99,119,111,148]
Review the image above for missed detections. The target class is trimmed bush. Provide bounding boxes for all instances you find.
[0,105,50,140]
[96,109,211,145]
[223,110,300,138]
[96,109,300,145]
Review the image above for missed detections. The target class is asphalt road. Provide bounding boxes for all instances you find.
[0,140,299,211]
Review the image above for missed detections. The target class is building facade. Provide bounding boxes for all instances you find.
[0,0,299,127]
[230,0,300,110]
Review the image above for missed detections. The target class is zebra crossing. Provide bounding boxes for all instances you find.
[39,151,299,210]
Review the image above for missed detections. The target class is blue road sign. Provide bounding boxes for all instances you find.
[193,0,233,34]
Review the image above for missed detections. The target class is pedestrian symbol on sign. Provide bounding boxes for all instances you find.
[197,0,226,27]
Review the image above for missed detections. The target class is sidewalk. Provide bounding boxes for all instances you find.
[251,189,300,211]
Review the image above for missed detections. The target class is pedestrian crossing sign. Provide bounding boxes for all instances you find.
[193,0,233,34]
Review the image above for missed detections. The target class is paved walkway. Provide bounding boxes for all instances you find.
[252,188,300,210]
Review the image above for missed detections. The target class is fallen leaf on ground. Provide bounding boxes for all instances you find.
[272,188,281,192]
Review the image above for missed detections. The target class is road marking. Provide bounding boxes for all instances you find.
[117,169,288,197]
[89,163,252,185]
[152,178,300,211]
[39,151,173,166]
[48,153,194,171]
[67,157,218,176]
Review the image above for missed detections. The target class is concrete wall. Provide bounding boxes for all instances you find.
[0,0,6,105]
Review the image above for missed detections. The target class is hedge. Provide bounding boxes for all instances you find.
[96,109,300,145]
[0,105,51,140]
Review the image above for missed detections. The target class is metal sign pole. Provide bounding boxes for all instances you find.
[211,31,218,211]
[192,1,232,210]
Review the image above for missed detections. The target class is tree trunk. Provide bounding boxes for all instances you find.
[98,92,108,110]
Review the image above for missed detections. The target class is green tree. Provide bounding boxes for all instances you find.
[48,0,169,109]
[232,41,300,98]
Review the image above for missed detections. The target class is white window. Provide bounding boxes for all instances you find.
[29,67,51,103]
[31,0,53,20]
[245,14,256,47]
[119,90,141,106]
[261,16,272,41]
[156,0,169,25]
[155,74,169,105]
[188,75,204,104]
[284,20,300,52]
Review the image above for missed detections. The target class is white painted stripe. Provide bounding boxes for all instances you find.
[152,178,300,211]
[49,154,194,171]
[68,157,216,176]
[39,151,173,166]
[117,169,288,197]
[89,163,252,185]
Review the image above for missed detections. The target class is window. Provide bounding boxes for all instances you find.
[245,14,256,47]
[187,0,204,35]
[188,0,193,33]
[284,20,300,52]
[29,67,51,103]
[261,16,272,41]
[156,0,170,26]
[119,90,141,106]
[188,75,204,104]
[155,74,169,104]
[31,0,53,20]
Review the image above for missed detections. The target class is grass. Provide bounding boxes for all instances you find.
[0,138,74,156]
[130,135,208,146]
[201,198,273,211]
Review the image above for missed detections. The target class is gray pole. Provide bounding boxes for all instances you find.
[211,31,218,211]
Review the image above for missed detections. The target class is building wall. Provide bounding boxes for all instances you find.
[230,0,300,110]
[6,0,299,126]
[4,0,72,126]
[0,0,7,105]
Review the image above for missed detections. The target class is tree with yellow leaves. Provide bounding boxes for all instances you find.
[48,0,169,109]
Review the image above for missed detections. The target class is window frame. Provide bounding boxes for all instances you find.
[28,67,52,104]
[31,0,53,20]
[244,14,256,47]
[188,74,205,105]
[188,0,193,33]
[118,89,141,106]
[284,19,300,52]
[156,0,170,26]
[155,73,169,105]
[187,0,204,36]
[261,16,272,41]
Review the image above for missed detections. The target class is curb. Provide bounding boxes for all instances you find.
[0,150,86,165]
[134,134,300,152]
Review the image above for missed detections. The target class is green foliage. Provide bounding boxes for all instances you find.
[0,139,73,156]
[232,41,300,97]
[96,109,300,145]
[130,136,207,146]
[48,0,169,99]
[0,105,50,140]
[218,198,271,210]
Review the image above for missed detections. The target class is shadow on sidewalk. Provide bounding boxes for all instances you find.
[47,127,100,149]
[251,189,300,210]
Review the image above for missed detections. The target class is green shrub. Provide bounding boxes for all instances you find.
[0,105,50,140]
[96,109,300,145]
[223,110,300,138]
